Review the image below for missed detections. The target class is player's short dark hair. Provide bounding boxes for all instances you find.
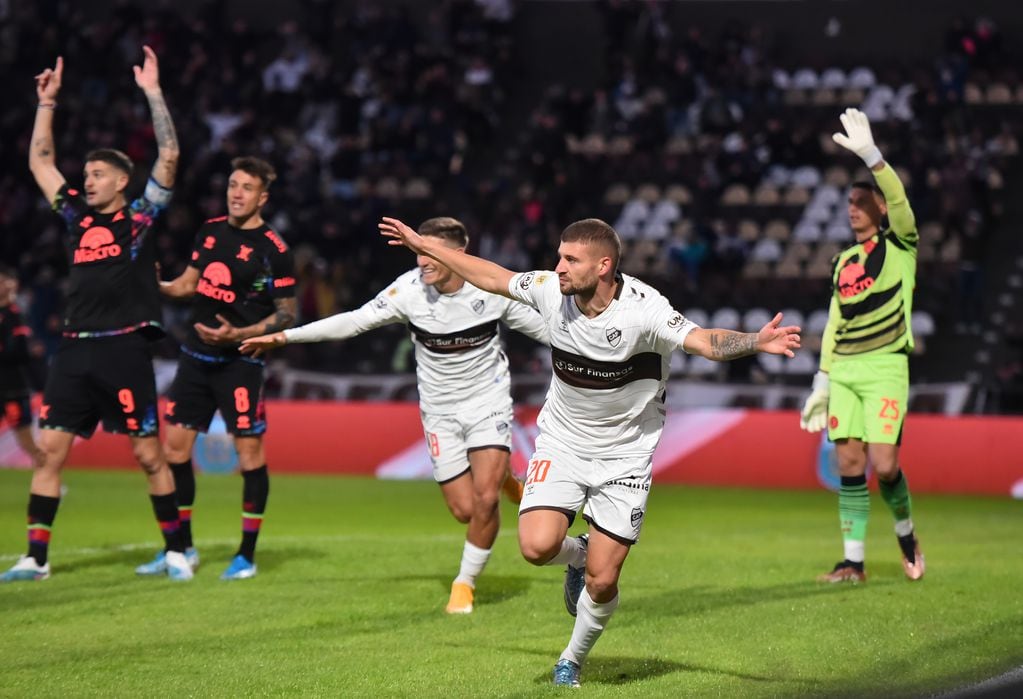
[84,149,134,177]
[561,218,622,272]
[231,156,277,190]
[418,217,469,247]
[851,180,885,200]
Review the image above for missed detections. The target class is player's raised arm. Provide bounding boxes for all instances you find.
[683,312,801,361]
[380,217,516,298]
[28,56,67,204]
[832,107,916,244]
[134,46,179,192]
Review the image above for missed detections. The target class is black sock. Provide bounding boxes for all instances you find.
[27,493,60,566]
[897,533,917,564]
[150,493,184,553]
[169,460,196,548]
[238,465,269,563]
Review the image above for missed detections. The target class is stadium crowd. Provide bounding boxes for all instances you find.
[0,2,1018,383]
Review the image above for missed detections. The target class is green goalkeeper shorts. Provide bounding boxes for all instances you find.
[827,352,909,445]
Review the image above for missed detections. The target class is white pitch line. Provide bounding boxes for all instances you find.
[0,530,515,562]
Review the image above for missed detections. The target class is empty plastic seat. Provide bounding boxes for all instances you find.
[825,222,851,242]
[688,355,722,378]
[779,308,805,330]
[785,351,817,375]
[848,66,876,89]
[742,307,773,332]
[753,185,781,206]
[792,68,819,89]
[763,219,792,241]
[757,353,784,374]
[807,309,830,335]
[793,221,823,243]
[603,183,631,206]
[820,67,848,89]
[738,219,761,242]
[911,310,936,337]
[669,352,688,376]
[664,184,692,205]
[635,183,661,203]
[710,307,741,329]
[682,308,709,328]
[751,238,782,263]
[721,184,751,206]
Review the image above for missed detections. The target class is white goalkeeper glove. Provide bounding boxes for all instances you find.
[800,370,830,433]
[832,108,883,168]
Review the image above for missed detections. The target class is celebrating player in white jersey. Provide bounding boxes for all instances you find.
[380,216,800,688]
[242,217,548,614]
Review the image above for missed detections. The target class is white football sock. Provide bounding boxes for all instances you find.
[547,536,587,568]
[454,540,491,587]
[844,540,865,563]
[561,588,619,666]
[894,518,914,537]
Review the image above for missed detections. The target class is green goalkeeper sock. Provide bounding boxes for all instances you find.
[839,475,870,562]
[879,468,914,534]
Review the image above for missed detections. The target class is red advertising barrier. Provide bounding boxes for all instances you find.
[3,401,1020,496]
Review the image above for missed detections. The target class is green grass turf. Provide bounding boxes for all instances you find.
[0,469,1020,698]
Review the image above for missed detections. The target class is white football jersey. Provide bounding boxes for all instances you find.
[285,268,548,413]
[508,270,698,458]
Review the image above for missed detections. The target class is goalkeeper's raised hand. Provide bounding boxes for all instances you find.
[832,108,883,168]
[800,371,830,433]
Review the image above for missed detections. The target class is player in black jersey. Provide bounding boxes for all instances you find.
[140,157,296,580]
[2,47,193,583]
[0,266,42,470]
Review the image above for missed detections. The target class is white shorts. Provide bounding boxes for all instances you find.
[518,438,652,544]
[421,401,514,483]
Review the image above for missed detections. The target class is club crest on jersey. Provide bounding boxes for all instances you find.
[519,272,535,290]
[374,298,388,309]
[559,318,568,332]
[237,245,253,261]
[605,326,622,347]
[631,507,644,527]
[471,299,485,315]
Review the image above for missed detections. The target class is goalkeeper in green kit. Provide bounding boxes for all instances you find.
[800,108,924,584]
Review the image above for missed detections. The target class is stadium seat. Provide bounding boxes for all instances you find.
[635,183,661,203]
[790,166,822,188]
[710,307,741,330]
[824,166,851,188]
[375,177,401,200]
[941,237,961,262]
[825,222,851,242]
[911,311,936,337]
[785,350,817,375]
[839,87,866,105]
[807,309,830,335]
[764,164,792,187]
[757,352,784,374]
[751,238,782,263]
[806,259,834,279]
[775,259,803,279]
[665,184,692,205]
[687,355,723,378]
[779,308,805,330]
[784,242,813,263]
[820,67,848,89]
[738,219,761,242]
[964,83,983,105]
[603,183,631,206]
[763,219,792,241]
[772,69,791,90]
[682,308,709,328]
[666,136,693,155]
[669,351,688,376]
[783,186,811,207]
[812,88,837,106]
[848,66,877,89]
[403,178,432,199]
[792,68,819,89]
[742,307,773,332]
[742,260,772,279]
[753,185,781,207]
[721,184,752,206]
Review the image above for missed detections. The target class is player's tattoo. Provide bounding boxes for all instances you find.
[147,92,178,152]
[261,297,297,334]
[708,331,758,359]
[33,137,53,160]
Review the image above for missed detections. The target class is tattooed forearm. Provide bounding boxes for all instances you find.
[260,299,297,335]
[33,137,53,160]
[146,91,179,153]
[708,331,758,360]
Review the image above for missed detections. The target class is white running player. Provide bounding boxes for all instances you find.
[379,215,801,688]
[242,217,548,614]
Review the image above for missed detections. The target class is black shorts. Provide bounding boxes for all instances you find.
[40,333,159,438]
[1,396,32,429]
[165,354,266,436]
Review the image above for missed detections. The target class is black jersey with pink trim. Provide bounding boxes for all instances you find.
[53,184,168,338]
[0,304,32,399]
[184,217,296,360]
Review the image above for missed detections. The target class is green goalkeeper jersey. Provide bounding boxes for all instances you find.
[820,164,917,371]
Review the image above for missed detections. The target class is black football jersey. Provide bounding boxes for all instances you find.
[184,217,296,359]
[0,303,32,398]
[52,184,166,337]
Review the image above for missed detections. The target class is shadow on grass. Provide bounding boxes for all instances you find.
[620,577,888,623]
[382,573,535,604]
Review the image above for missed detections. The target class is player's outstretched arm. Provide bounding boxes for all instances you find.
[379,217,516,298]
[28,56,67,203]
[134,46,179,190]
[684,312,800,361]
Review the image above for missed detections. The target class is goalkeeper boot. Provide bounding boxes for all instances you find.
[445,581,474,614]
[898,534,925,581]
[552,659,582,688]
[220,554,257,580]
[0,555,50,582]
[563,533,588,617]
[816,560,866,584]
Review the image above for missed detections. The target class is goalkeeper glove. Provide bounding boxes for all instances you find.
[832,108,883,168]
[800,370,830,433]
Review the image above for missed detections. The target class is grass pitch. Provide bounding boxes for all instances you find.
[0,469,1020,697]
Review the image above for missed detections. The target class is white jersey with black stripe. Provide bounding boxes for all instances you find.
[508,271,698,458]
[286,268,548,414]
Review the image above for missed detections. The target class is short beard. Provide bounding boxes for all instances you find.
[559,278,597,297]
